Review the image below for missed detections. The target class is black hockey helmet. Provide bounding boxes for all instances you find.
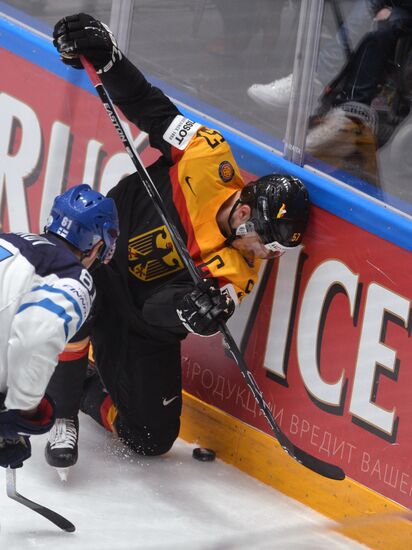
[227,174,309,255]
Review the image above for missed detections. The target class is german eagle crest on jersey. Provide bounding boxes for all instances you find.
[128,225,184,282]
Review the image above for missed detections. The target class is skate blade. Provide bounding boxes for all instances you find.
[55,468,70,482]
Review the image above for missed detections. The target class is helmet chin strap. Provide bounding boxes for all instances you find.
[224,199,243,247]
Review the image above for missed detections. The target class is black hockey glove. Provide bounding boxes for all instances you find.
[0,436,31,469]
[53,13,122,73]
[0,394,56,439]
[176,281,235,336]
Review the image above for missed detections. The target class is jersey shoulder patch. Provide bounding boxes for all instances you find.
[163,115,201,150]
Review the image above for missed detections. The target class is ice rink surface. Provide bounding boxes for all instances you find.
[0,413,366,549]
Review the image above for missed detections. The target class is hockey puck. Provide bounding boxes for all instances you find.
[192,447,216,462]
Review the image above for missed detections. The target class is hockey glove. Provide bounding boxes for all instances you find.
[0,394,56,439]
[0,436,31,469]
[176,281,235,336]
[53,13,122,73]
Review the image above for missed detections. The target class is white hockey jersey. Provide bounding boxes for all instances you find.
[0,232,95,411]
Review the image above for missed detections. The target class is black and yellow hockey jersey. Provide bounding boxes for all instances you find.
[96,56,260,336]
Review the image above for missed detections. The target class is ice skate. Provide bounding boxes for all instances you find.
[45,417,79,481]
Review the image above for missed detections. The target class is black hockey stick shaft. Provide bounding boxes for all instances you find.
[6,467,75,532]
[81,56,345,481]
[80,57,201,286]
[218,325,344,478]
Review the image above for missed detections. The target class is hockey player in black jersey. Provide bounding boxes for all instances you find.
[0,184,119,470]
[47,14,310,471]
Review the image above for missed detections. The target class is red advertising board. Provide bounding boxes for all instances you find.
[182,207,412,508]
[0,49,159,233]
[2,46,412,509]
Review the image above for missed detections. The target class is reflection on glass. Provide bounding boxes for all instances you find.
[306,0,412,214]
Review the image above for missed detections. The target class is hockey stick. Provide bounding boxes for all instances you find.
[80,56,345,481]
[6,467,75,532]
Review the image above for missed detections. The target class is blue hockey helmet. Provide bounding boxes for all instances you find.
[45,184,119,264]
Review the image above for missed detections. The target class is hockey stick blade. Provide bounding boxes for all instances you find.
[80,56,345,481]
[275,428,345,480]
[289,445,345,480]
[6,468,75,532]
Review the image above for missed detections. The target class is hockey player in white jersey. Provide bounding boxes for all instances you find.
[0,184,119,470]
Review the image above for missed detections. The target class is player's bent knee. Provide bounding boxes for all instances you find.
[115,415,180,456]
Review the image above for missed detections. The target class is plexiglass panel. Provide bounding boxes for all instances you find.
[4,0,412,217]
[127,1,299,150]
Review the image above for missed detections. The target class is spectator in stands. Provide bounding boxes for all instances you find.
[247,0,371,109]
[306,0,412,152]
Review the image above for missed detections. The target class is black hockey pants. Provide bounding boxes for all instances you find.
[47,297,183,457]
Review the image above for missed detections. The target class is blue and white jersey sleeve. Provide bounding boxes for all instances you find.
[6,270,94,410]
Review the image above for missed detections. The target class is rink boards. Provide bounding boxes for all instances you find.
[1,13,412,549]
